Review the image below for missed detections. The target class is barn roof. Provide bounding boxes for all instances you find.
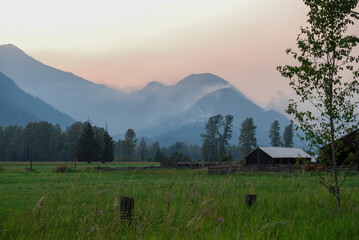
[259,147,311,159]
[322,129,359,148]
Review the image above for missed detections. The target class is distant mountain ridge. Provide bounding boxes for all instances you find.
[139,86,290,146]
[0,71,75,128]
[0,44,293,147]
[0,44,126,128]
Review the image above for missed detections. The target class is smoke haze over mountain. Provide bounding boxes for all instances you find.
[0,44,296,146]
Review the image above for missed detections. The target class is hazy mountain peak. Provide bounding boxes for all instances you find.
[0,43,28,57]
[0,43,21,50]
[133,81,167,98]
[176,73,230,88]
[0,45,292,147]
[0,44,128,129]
[145,81,166,89]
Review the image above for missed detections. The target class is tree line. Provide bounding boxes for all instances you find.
[0,117,293,163]
[0,121,203,163]
[0,121,114,162]
[200,114,294,162]
[114,129,203,162]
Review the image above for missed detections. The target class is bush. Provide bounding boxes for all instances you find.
[303,164,316,172]
[220,155,229,163]
[316,166,325,172]
[54,164,69,173]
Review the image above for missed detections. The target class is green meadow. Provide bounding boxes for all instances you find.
[0,162,358,239]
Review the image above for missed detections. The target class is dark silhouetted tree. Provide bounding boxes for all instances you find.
[101,130,115,163]
[201,115,221,161]
[201,138,211,162]
[219,115,234,158]
[269,120,281,147]
[137,137,148,161]
[77,122,100,163]
[282,124,294,147]
[147,141,160,157]
[153,149,164,162]
[64,122,84,162]
[238,117,257,157]
[201,114,233,162]
[121,129,137,161]
[114,139,122,159]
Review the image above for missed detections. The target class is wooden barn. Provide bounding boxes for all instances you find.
[318,129,359,169]
[244,147,311,165]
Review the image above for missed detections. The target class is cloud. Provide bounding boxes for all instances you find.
[265,91,290,115]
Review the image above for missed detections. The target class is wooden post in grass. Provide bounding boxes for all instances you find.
[120,196,134,220]
[245,194,257,207]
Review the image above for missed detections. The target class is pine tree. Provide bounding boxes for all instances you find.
[101,130,114,163]
[114,139,122,159]
[120,129,137,161]
[137,137,148,161]
[282,124,294,147]
[219,115,234,158]
[201,114,233,162]
[269,120,281,147]
[201,115,222,162]
[238,117,257,158]
[77,122,100,163]
[64,122,84,162]
[148,141,160,158]
[201,138,211,162]
[153,149,163,162]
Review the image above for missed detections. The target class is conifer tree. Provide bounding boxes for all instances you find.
[77,121,100,163]
[121,129,137,161]
[282,124,294,147]
[269,120,281,147]
[137,137,148,161]
[201,114,233,162]
[153,149,164,162]
[238,117,257,157]
[101,130,114,163]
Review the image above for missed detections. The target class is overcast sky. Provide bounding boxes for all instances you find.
[2,0,352,110]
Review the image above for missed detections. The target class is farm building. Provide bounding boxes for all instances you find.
[318,129,359,169]
[244,147,311,165]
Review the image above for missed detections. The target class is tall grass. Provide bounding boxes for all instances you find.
[0,164,358,239]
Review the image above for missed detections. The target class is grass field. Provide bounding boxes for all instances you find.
[0,162,358,239]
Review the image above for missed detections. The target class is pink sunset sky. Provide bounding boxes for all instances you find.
[1,0,357,110]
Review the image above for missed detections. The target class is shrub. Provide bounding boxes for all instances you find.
[220,155,229,163]
[54,164,69,173]
[316,166,325,172]
[303,164,316,172]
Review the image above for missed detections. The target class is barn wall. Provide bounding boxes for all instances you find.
[319,130,359,167]
[245,149,259,165]
[245,149,273,165]
[272,157,310,164]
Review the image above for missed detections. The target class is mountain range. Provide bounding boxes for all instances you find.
[0,71,74,128]
[0,44,293,147]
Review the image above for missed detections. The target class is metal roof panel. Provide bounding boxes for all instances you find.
[259,147,311,159]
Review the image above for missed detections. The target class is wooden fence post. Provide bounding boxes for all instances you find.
[245,194,257,207]
[120,196,134,220]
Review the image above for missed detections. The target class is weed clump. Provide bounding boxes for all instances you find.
[53,164,69,173]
